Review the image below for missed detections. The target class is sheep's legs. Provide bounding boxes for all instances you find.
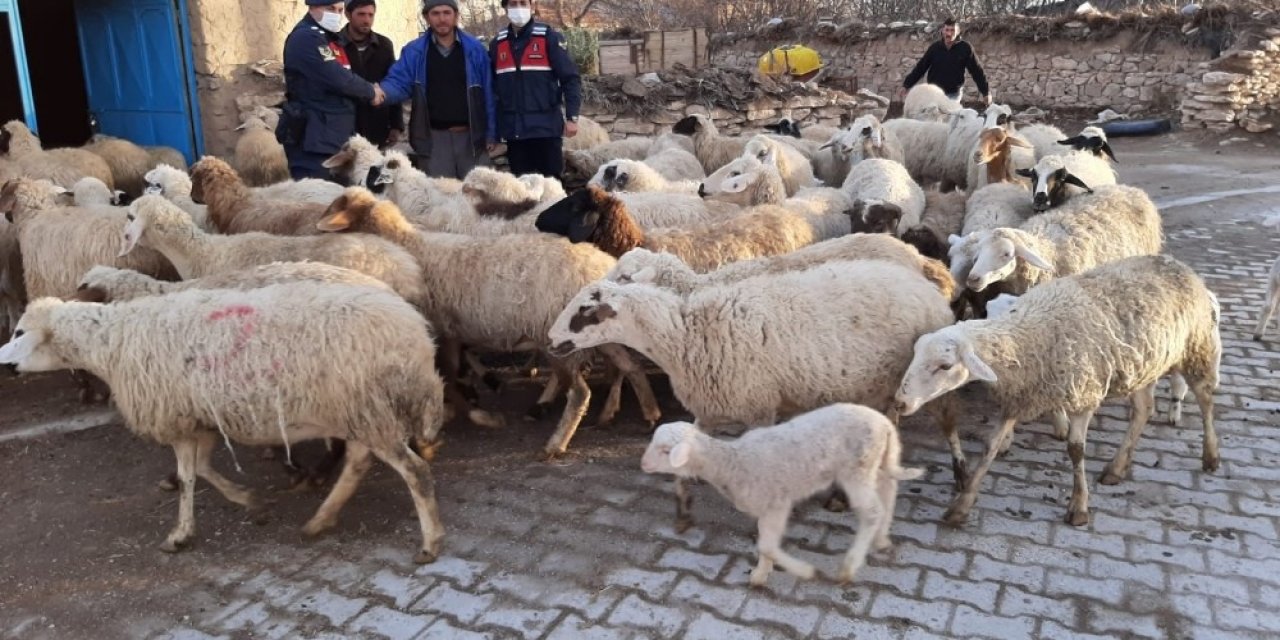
[597,344,661,426]
[303,441,373,536]
[836,483,885,584]
[750,510,813,587]
[1050,410,1069,441]
[374,444,445,564]
[673,477,695,533]
[527,368,566,421]
[1194,378,1220,473]
[943,417,1016,526]
[541,359,591,457]
[440,338,504,429]
[1167,374,1188,427]
[1064,412,1093,526]
[1100,385,1156,486]
[874,473,898,551]
[160,438,199,553]
[1254,262,1280,341]
[926,398,966,490]
[192,431,259,508]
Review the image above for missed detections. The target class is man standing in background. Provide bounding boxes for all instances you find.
[342,0,405,149]
[489,0,581,180]
[899,18,992,107]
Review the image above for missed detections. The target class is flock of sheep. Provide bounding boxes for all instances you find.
[0,78,1275,587]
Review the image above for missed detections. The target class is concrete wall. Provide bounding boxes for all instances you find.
[186,0,425,157]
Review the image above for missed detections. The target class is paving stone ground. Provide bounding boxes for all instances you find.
[1,134,1278,640]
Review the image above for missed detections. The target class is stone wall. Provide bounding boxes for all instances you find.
[713,28,1216,116]
[186,0,424,157]
[1180,27,1280,132]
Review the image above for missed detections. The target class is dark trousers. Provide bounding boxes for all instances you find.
[505,137,564,180]
[285,146,339,182]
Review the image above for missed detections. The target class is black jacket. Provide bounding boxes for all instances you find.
[903,38,989,97]
[343,28,405,147]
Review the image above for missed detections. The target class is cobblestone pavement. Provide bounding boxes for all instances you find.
[2,137,1279,640]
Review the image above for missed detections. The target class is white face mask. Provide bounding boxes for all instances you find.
[318,10,343,32]
[507,7,531,28]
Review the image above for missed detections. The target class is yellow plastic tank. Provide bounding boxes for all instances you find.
[758,44,823,80]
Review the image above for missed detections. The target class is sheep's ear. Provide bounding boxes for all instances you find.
[1062,172,1093,193]
[960,345,998,383]
[322,147,356,169]
[668,442,692,468]
[316,210,352,232]
[567,210,600,243]
[1100,142,1117,163]
[1008,136,1032,149]
[1012,242,1054,272]
[818,140,834,150]
[1015,168,1035,179]
[760,149,777,166]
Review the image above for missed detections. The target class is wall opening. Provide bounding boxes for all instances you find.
[0,15,25,123]
[17,0,91,147]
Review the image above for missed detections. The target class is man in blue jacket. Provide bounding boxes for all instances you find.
[278,0,387,180]
[379,0,495,178]
[489,0,581,180]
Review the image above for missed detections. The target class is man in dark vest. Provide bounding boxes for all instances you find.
[278,0,386,180]
[899,18,992,107]
[342,0,404,149]
[379,0,495,178]
[489,0,581,180]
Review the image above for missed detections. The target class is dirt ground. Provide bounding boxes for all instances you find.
[1,127,1278,640]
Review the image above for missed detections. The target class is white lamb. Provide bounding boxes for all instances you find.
[895,254,1222,527]
[641,404,922,586]
[903,83,959,121]
[1016,150,1118,212]
[881,118,950,188]
[700,155,850,217]
[143,164,213,231]
[589,159,701,195]
[0,281,448,563]
[742,135,815,197]
[841,158,925,235]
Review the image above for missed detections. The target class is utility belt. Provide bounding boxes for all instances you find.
[276,100,307,146]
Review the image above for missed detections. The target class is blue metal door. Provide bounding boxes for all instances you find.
[73,0,199,162]
[0,0,37,129]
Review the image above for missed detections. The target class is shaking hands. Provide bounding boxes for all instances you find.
[371,83,386,107]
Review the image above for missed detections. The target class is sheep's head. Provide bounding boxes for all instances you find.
[0,298,76,372]
[0,120,33,155]
[1058,128,1117,163]
[985,293,1021,318]
[948,108,981,131]
[699,156,771,205]
[596,161,636,192]
[547,280,631,356]
[671,114,709,136]
[535,185,638,256]
[843,115,886,157]
[847,200,903,235]
[762,118,802,138]
[144,164,191,198]
[1016,157,1093,212]
[982,103,1013,132]
[366,152,413,194]
[743,136,782,166]
[605,248,695,291]
[120,195,192,256]
[322,134,381,186]
[72,177,116,208]
[895,326,998,417]
[900,226,949,263]
[316,186,385,233]
[0,178,67,223]
[972,128,1031,166]
[188,156,237,204]
[640,421,701,475]
[965,228,1053,291]
[76,266,139,302]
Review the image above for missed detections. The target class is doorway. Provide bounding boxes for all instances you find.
[16,0,92,147]
[0,14,25,124]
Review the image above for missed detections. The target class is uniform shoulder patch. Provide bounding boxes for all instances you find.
[318,45,336,61]
[558,39,567,49]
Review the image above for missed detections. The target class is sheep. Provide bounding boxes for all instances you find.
[561,115,612,151]
[1255,214,1280,341]
[649,130,697,155]
[841,158,925,235]
[699,155,850,217]
[0,281,449,563]
[895,254,1222,526]
[78,262,395,303]
[881,119,950,188]
[938,109,986,191]
[903,83,958,121]
[1012,123,1068,161]
[961,184,1163,296]
[535,185,849,271]
[0,215,24,341]
[604,234,955,301]
[672,114,747,174]
[1016,150,1118,212]
[0,178,179,300]
[764,118,841,143]
[233,106,290,187]
[742,135,815,197]
[70,176,126,208]
[314,187,662,455]
[828,115,905,169]
[321,134,385,189]
[461,167,564,218]
[0,121,115,189]
[251,177,345,203]
[190,157,328,236]
[966,127,1034,193]
[589,159,701,195]
[143,164,213,231]
[980,103,1015,133]
[640,404,922,585]
[84,133,154,197]
[960,182,1034,237]
[901,189,969,263]
[145,145,188,172]
[1057,126,1117,163]
[564,138,653,181]
[550,259,959,526]
[119,195,427,311]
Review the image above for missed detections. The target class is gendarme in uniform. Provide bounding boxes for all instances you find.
[277,1,378,180]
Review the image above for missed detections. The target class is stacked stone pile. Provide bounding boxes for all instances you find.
[1181,28,1280,132]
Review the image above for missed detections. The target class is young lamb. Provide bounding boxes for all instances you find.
[0,281,448,563]
[881,118,951,188]
[119,195,427,311]
[535,185,849,271]
[1255,214,1280,341]
[961,184,1163,295]
[700,155,850,217]
[550,259,960,525]
[143,164,212,231]
[903,83,959,121]
[742,135,815,197]
[1058,126,1117,163]
[84,134,155,197]
[895,254,1222,526]
[71,176,127,207]
[641,404,922,586]
[1016,150,1118,212]
[315,187,662,455]
[564,138,654,181]
[672,114,747,174]
[233,106,290,187]
[190,157,330,236]
[589,159,700,194]
[322,134,385,189]
[841,158,925,235]
[0,120,116,189]
[561,115,612,151]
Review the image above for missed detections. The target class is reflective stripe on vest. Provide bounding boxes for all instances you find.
[494,33,552,75]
